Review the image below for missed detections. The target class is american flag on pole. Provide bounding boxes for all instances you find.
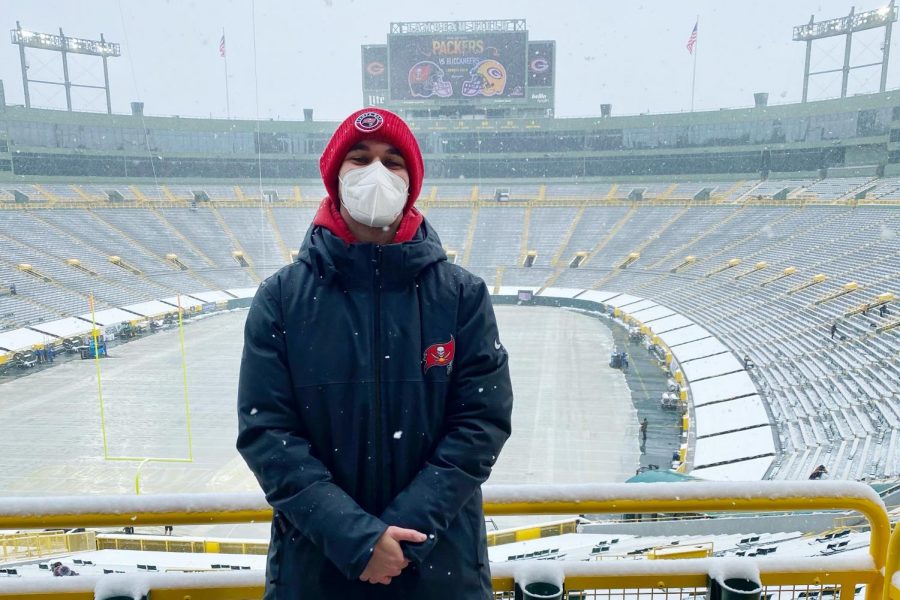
[686,20,698,54]
[219,34,226,58]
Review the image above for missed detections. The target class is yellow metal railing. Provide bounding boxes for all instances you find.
[885,520,900,600]
[483,482,888,599]
[0,492,270,530]
[95,534,268,556]
[486,518,579,547]
[0,531,95,561]
[492,558,875,598]
[0,482,891,600]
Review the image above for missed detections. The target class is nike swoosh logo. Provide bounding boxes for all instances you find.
[494,339,502,350]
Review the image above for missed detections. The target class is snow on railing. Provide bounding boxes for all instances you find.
[0,492,270,529]
[0,481,890,600]
[492,553,875,580]
[886,515,900,600]
[0,570,262,597]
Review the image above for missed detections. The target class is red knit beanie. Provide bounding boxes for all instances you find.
[319,108,424,212]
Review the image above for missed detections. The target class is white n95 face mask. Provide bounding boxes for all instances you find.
[338,161,409,228]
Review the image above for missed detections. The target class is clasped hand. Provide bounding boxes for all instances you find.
[359,525,427,585]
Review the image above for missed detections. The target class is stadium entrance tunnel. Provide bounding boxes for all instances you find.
[0,481,894,600]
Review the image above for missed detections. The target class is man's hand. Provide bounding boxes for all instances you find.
[359,526,427,585]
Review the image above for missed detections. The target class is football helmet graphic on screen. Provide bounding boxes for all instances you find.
[407,61,453,98]
[461,59,507,97]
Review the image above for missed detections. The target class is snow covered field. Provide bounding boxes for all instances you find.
[0,306,638,499]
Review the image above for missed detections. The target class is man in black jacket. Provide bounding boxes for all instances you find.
[237,107,513,600]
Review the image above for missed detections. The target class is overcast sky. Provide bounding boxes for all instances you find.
[0,0,894,121]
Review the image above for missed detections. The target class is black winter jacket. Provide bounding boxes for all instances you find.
[236,220,513,599]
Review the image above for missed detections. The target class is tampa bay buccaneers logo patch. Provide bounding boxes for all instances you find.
[423,336,455,374]
[354,111,384,132]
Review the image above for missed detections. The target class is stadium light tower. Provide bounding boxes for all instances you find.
[793,2,897,102]
[10,21,121,113]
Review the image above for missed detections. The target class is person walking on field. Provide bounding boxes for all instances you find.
[237,107,514,600]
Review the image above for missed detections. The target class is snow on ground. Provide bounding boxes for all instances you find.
[0,306,637,537]
[0,526,872,580]
[489,527,872,564]
[490,307,638,487]
[0,307,635,498]
[0,306,875,585]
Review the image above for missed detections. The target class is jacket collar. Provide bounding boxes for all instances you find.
[311,197,425,244]
[297,218,446,290]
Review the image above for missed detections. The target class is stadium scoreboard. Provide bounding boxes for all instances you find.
[362,20,554,114]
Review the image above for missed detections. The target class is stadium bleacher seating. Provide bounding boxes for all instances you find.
[1,178,899,481]
[739,178,816,200]
[796,176,876,200]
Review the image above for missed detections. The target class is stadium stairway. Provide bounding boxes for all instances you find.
[582,204,639,268]
[0,289,70,326]
[731,180,761,202]
[643,205,748,271]
[548,203,587,268]
[461,201,481,267]
[16,211,181,300]
[841,177,881,201]
[516,204,532,266]
[263,205,292,264]
[589,206,693,290]
[492,266,505,293]
[129,185,149,203]
[0,232,127,321]
[87,208,217,290]
[31,183,61,204]
[209,204,261,282]
[160,185,181,203]
[618,205,693,266]
[700,207,851,271]
[72,185,95,203]
[147,206,221,273]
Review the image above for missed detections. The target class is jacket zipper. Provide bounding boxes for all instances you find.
[373,246,384,510]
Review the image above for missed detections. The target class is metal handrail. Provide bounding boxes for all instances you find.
[0,492,269,530]
[483,482,887,571]
[0,482,889,600]
[884,521,900,600]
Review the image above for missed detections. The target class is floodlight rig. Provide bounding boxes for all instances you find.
[793,2,897,101]
[10,21,121,113]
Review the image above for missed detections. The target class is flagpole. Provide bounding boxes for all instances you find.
[690,16,698,112]
[222,27,231,119]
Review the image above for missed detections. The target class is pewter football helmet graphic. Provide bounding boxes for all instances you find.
[408,61,453,98]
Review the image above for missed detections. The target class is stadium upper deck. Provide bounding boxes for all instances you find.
[0,88,899,181]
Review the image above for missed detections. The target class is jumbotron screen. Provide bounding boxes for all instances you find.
[388,31,527,102]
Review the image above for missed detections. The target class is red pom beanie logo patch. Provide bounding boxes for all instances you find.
[354,111,384,132]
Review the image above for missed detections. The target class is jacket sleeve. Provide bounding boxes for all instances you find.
[236,282,388,580]
[379,279,513,563]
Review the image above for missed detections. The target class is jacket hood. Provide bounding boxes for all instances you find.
[297,218,446,289]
